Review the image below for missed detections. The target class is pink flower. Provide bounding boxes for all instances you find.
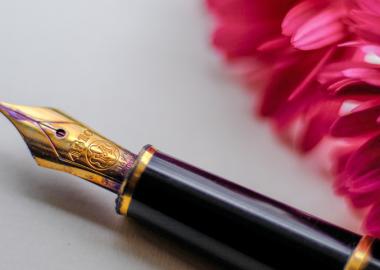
[207,0,380,237]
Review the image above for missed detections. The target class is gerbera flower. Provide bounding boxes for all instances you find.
[207,0,380,236]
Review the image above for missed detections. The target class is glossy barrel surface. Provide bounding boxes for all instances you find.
[125,150,380,270]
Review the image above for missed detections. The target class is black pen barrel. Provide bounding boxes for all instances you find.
[116,146,380,270]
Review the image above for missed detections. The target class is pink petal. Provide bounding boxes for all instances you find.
[292,7,346,50]
[212,23,266,58]
[275,86,322,131]
[207,0,293,22]
[259,50,322,118]
[341,136,380,180]
[352,98,380,112]
[345,68,380,86]
[350,10,380,43]
[331,105,380,137]
[282,0,327,36]
[354,0,380,16]
[257,36,290,51]
[331,98,380,137]
[346,169,380,208]
[206,0,257,21]
[326,79,362,93]
[299,98,342,152]
[289,47,335,100]
[320,62,380,88]
[365,204,380,236]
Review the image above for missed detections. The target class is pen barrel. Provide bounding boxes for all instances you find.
[117,146,380,270]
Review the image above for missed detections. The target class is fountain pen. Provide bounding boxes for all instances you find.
[1,102,380,270]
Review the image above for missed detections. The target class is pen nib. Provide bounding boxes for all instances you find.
[0,102,136,193]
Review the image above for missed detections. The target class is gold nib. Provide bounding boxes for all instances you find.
[0,102,136,193]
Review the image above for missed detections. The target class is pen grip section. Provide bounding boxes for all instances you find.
[117,147,376,270]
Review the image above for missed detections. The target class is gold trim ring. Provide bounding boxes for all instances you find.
[116,145,156,215]
[344,236,374,270]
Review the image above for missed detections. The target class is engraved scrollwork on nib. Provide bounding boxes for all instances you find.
[86,140,120,170]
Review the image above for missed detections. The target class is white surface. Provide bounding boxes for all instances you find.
[0,1,361,269]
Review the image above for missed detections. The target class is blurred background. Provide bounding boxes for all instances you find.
[0,1,361,269]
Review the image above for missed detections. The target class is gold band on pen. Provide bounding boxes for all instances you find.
[344,236,374,270]
[117,145,156,215]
